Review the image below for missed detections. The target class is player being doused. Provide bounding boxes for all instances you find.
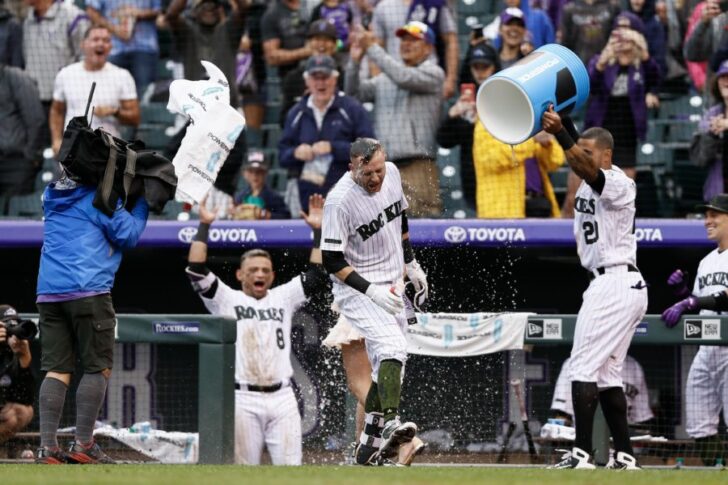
[321,138,429,466]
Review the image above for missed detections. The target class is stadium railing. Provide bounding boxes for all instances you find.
[22,313,236,464]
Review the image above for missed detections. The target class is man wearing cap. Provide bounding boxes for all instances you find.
[498,7,527,69]
[232,150,291,219]
[166,0,248,108]
[346,20,444,217]
[281,19,347,123]
[662,194,728,466]
[438,43,500,212]
[280,54,374,213]
[371,0,458,98]
[0,305,34,449]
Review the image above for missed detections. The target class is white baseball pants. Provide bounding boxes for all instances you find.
[569,269,648,388]
[686,346,728,438]
[234,386,302,465]
[333,284,408,383]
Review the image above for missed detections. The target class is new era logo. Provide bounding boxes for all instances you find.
[685,320,702,339]
[527,320,544,338]
[684,319,721,340]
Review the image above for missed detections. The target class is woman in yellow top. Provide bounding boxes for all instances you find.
[472,119,565,218]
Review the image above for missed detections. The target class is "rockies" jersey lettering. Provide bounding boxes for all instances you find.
[234,305,285,322]
[698,272,728,290]
[355,200,404,241]
[574,196,596,215]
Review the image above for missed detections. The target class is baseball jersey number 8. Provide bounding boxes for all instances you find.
[583,221,599,245]
[276,328,285,349]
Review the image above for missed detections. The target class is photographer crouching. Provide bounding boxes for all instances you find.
[0,305,35,447]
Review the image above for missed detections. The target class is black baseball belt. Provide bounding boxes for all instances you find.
[235,382,283,393]
[589,264,639,281]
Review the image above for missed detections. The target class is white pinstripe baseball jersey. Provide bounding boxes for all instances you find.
[685,246,728,439]
[321,161,409,287]
[197,273,307,386]
[573,167,637,271]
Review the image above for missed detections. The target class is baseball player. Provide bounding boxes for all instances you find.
[320,137,428,465]
[550,356,654,427]
[542,107,648,470]
[661,194,728,466]
[185,194,329,465]
[323,305,426,466]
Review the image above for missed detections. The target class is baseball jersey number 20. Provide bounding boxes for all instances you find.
[276,328,285,349]
[583,221,599,245]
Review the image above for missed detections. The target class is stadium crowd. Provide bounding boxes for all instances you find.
[0,0,724,219]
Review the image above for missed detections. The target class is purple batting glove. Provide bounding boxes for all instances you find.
[661,296,697,328]
[667,269,690,298]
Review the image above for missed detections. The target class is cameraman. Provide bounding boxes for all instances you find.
[35,172,148,464]
[0,305,34,446]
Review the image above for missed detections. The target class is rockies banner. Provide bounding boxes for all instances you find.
[406,312,530,357]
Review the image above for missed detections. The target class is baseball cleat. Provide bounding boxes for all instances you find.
[66,440,116,464]
[379,418,418,457]
[354,442,380,466]
[548,447,596,469]
[35,446,72,464]
[605,451,642,470]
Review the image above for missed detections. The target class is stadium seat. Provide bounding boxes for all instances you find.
[7,192,44,219]
[137,125,172,151]
[141,103,176,126]
[636,142,675,168]
[267,168,288,194]
[665,119,698,143]
[659,94,703,121]
[665,161,707,216]
[459,0,496,15]
[262,124,282,151]
[635,166,666,217]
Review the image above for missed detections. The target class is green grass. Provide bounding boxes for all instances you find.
[0,465,725,485]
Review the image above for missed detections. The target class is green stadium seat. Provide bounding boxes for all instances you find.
[635,166,666,217]
[458,0,495,15]
[137,125,172,151]
[636,142,674,168]
[666,161,707,216]
[156,59,174,81]
[8,192,44,219]
[549,167,570,196]
[665,119,698,143]
[267,168,288,194]
[141,103,176,126]
[262,124,282,151]
[659,95,703,121]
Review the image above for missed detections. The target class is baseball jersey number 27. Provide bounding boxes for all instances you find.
[583,221,599,245]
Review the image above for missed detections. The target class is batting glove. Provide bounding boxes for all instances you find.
[366,284,405,315]
[667,269,690,298]
[661,296,697,328]
[405,260,428,307]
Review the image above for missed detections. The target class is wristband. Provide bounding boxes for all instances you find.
[313,228,322,248]
[194,222,210,243]
[554,128,575,151]
[402,238,414,264]
[344,270,371,294]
